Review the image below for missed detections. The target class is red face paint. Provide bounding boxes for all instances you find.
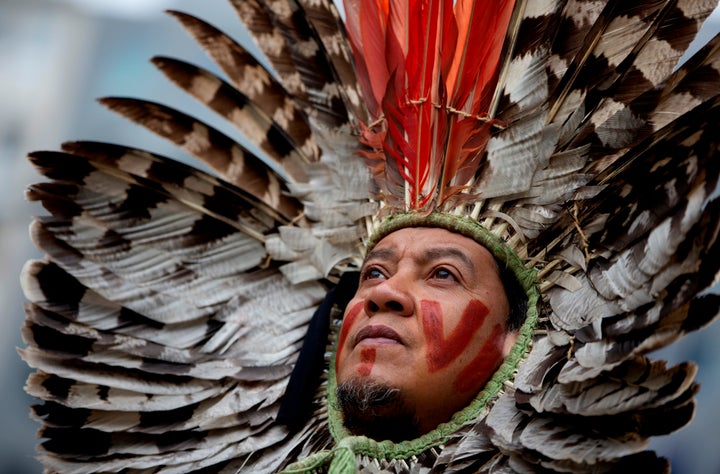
[335,301,364,372]
[454,324,504,392]
[421,299,490,372]
[357,347,376,376]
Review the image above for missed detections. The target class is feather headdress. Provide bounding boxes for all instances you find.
[19,0,720,472]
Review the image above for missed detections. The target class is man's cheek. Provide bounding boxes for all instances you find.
[335,301,364,375]
[421,299,489,371]
[454,324,504,392]
[421,299,500,392]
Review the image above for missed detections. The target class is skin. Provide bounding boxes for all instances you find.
[335,227,518,434]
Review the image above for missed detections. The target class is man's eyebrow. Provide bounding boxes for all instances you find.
[423,247,475,272]
[363,245,480,273]
[363,247,396,263]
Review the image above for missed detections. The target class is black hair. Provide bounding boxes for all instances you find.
[496,260,528,332]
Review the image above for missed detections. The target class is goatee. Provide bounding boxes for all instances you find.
[336,379,420,442]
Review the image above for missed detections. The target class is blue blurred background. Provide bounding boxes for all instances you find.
[1,1,718,472]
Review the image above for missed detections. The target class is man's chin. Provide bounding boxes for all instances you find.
[336,378,420,442]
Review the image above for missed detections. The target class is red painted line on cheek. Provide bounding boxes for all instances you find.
[421,299,490,372]
[357,347,376,376]
[454,324,505,393]
[336,301,364,366]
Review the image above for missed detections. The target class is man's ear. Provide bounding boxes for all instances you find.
[502,331,519,357]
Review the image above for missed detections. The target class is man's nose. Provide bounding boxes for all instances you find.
[364,276,414,317]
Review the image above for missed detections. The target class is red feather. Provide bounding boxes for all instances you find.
[448,0,514,112]
[345,0,389,118]
[440,0,515,204]
[345,0,515,210]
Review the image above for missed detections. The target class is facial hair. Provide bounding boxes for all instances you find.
[336,379,420,442]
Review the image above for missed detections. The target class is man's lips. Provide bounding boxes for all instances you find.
[354,325,403,346]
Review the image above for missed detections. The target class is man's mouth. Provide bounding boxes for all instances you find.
[354,325,403,346]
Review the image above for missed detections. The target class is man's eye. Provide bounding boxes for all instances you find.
[363,267,385,280]
[432,268,456,280]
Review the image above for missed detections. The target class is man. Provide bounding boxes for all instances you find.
[334,226,523,441]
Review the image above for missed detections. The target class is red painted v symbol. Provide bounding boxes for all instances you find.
[421,299,489,372]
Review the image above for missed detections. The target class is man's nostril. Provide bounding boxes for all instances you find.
[368,301,380,312]
[386,301,403,312]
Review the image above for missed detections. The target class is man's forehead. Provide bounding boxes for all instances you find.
[364,228,496,271]
[365,245,474,267]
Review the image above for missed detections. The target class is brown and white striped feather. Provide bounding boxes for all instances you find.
[23,301,220,372]
[29,239,319,359]
[99,97,301,221]
[545,0,606,90]
[571,293,720,374]
[645,32,720,131]
[517,357,697,416]
[531,90,720,266]
[226,0,309,99]
[561,1,717,160]
[485,387,693,471]
[23,364,225,411]
[170,1,373,286]
[22,306,305,383]
[152,56,311,179]
[587,33,720,171]
[485,1,716,239]
[481,43,720,470]
[22,243,317,373]
[550,190,719,332]
[36,421,288,474]
[295,0,367,123]
[484,1,717,240]
[26,180,272,323]
[166,10,322,162]
[59,140,286,234]
[28,377,286,449]
[21,142,336,471]
[22,262,221,352]
[549,1,676,128]
[230,0,352,129]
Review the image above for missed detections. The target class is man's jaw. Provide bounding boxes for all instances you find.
[336,378,420,442]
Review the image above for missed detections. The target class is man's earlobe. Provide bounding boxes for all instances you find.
[502,331,519,357]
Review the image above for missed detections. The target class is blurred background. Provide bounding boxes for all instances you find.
[0,1,718,472]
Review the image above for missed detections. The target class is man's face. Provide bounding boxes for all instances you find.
[335,227,517,435]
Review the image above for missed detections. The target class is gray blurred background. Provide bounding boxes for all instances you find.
[1,1,719,472]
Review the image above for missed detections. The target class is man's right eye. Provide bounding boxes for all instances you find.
[362,267,385,280]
